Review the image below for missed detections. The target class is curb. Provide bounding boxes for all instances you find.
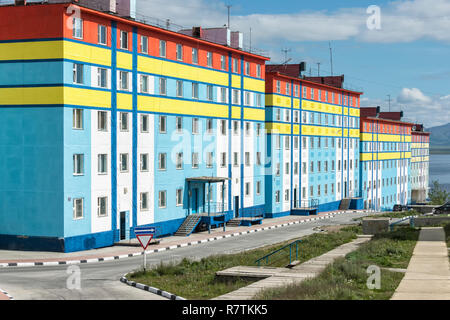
[120,273,186,300]
[0,288,13,300]
[0,210,363,269]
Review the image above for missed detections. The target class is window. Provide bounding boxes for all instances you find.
[98,111,107,131]
[176,189,183,206]
[206,85,214,101]
[207,52,213,67]
[120,153,129,172]
[176,152,183,169]
[98,154,107,174]
[256,93,262,107]
[158,153,166,170]
[233,58,238,73]
[140,75,149,93]
[285,136,290,150]
[73,198,83,219]
[120,30,128,49]
[192,48,198,64]
[140,153,149,171]
[187,82,198,100]
[140,114,149,133]
[159,40,166,57]
[159,191,166,208]
[159,116,166,133]
[176,80,183,97]
[176,117,183,133]
[176,44,183,61]
[276,163,280,176]
[233,152,239,167]
[140,192,149,210]
[285,189,290,202]
[256,152,261,166]
[256,123,262,136]
[256,64,261,78]
[233,120,239,135]
[73,109,83,129]
[256,181,261,195]
[206,152,213,168]
[140,35,148,53]
[192,118,199,134]
[98,197,108,217]
[73,154,84,175]
[276,81,281,93]
[98,24,107,45]
[219,87,227,103]
[206,118,213,134]
[97,68,107,88]
[245,122,251,136]
[245,62,250,75]
[73,17,83,39]
[285,162,289,174]
[276,109,281,121]
[245,92,251,105]
[120,112,128,131]
[245,152,250,166]
[73,63,83,84]
[159,78,166,95]
[275,191,280,203]
[220,152,226,167]
[192,152,199,168]
[220,120,227,135]
[119,71,129,90]
[232,89,239,104]
[245,182,251,196]
[221,55,226,70]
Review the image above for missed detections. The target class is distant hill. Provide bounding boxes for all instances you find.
[427,123,450,147]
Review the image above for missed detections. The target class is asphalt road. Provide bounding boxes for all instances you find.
[0,211,373,300]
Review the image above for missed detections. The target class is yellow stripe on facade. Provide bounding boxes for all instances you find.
[244,107,265,121]
[231,75,241,88]
[293,99,300,109]
[302,125,343,137]
[243,77,265,93]
[138,55,229,86]
[301,100,343,115]
[64,87,111,109]
[0,86,63,105]
[0,41,63,61]
[265,122,291,134]
[360,152,411,161]
[117,93,132,110]
[117,51,132,70]
[265,94,291,108]
[232,106,241,119]
[138,95,228,118]
[64,41,111,67]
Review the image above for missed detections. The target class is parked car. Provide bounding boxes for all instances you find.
[393,204,408,212]
[432,201,450,215]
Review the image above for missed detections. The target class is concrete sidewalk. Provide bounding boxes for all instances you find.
[0,210,368,267]
[391,227,450,300]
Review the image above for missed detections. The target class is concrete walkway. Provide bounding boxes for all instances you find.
[0,210,368,267]
[213,235,372,300]
[391,227,450,300]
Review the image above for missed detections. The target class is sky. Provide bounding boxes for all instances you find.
[135,0,450,128]
[1,0,448,128]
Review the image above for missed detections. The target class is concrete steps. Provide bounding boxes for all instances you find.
[174,215,202,236]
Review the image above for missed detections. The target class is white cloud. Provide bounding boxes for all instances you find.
[362,88,450,127]
[137,0,450,45]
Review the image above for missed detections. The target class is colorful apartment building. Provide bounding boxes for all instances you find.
[360,108,413,211]
[0,1,268,252]
[0,1,431,253]
[264,67,363,217]
[410,124,430,203]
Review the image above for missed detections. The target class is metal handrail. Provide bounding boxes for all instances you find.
[389,215,419,231]
[241,207,264,219]
[292,199,319,209]
[255,240,301,266]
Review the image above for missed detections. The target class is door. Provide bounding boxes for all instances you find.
[120,212,126,240]
[192,188,198,214]
[234,196,239,218]
[293,188,298,208]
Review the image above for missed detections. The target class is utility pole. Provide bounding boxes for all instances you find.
[281,48,291,63]
[329,41,334,76]
[317,62,321,76]
[226,5,232,28]
[387,94,391,112]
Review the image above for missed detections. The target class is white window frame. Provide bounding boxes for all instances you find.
[73,198,84,220]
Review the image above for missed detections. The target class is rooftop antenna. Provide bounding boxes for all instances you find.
[281,48,291,64]
[329,41,334,76]
[387,94,391,112]
[317,62,321,76]
[226,4,232,28]
[249,27,252,53]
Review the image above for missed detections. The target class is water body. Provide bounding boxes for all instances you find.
[429,154,450,192]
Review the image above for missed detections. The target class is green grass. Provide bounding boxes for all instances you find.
[255,226,419,300]
[127,225,362,300]
[354,210,420,221]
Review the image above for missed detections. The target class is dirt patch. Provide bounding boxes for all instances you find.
[319,225,348,233]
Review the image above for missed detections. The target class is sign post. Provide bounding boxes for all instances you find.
[134,227,156,272]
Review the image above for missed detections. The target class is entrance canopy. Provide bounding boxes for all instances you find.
[186,176,230,183]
